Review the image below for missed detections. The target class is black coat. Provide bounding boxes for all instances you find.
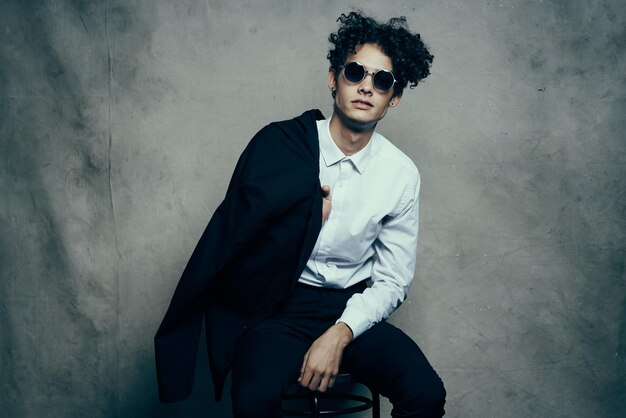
[154,109,325,402]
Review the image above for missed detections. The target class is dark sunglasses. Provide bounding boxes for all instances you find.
[341,61,396,93]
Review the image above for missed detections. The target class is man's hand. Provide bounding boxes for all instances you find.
[298,322,353,392]
[322,185,332,224]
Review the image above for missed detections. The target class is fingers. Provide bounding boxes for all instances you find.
[319,366,339,392]
[308,371,323,392]
[302,369,326,391]
[299,331,343,392]
[298,355,314,389]
[299,369,315,390]
[298,351,309,383]
[317,373,331,392]
[303,370,337,392]
[328,373,337,389]
[299,364,338,392]
[321,185,331,198]
[299,351,325,390]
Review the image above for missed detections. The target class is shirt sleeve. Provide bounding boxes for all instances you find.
[337,170,420,338]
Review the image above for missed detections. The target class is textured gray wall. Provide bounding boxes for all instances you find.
[1,0,624,417]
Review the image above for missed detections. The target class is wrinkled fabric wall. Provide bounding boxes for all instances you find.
[0,0,624,417]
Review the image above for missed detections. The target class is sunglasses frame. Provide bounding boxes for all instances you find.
[340,61,397,93]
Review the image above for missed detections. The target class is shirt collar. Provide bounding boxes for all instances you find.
[318,118,374,175]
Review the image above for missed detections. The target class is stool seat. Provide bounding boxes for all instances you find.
[282,373,380,417]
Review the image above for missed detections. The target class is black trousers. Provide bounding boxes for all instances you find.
[231,282,446,418]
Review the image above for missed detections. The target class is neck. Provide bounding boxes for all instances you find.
[328,112,376,156]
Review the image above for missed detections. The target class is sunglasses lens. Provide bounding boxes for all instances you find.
[343,62,365,83]
[374,71,395,92]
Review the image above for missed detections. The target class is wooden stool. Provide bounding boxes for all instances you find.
[282,373,380,417]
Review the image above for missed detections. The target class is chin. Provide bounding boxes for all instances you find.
[334,103,380,131]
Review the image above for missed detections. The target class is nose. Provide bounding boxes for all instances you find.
[358,73,374,95]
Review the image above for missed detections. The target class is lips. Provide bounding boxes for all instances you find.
[351,99,373,109]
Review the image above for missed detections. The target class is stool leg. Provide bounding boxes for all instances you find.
[309,393,320,418]
[372,391,380,418]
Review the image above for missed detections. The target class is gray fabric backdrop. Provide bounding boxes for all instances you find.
[1,0,624,417]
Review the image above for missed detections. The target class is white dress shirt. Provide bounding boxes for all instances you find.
[299,118,420,338]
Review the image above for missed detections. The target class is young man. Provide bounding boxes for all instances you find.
[155,12,445,418]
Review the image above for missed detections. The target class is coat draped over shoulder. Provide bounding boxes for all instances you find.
[154,109,325,402]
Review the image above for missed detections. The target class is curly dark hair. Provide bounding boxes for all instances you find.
[328,12,434,97]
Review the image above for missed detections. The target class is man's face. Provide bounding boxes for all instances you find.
[328,43,401,131]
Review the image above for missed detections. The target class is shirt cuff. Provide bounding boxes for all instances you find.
[336,307,372,339]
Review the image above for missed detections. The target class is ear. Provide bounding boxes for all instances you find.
[389,93,403,107]
[328,70,337,92]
